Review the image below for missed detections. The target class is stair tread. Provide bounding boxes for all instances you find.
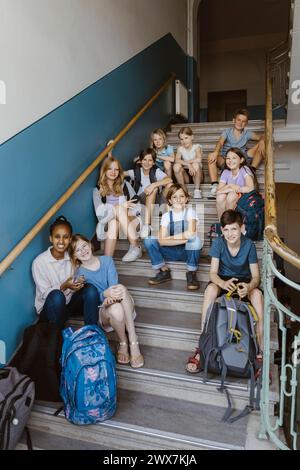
[114,343,248,389]
[33,388,248,449]
[118,274,204,296]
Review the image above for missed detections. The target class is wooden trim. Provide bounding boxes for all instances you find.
[0,73,176,276]
[264,53,300,269]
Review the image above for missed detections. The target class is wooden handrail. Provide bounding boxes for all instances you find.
[0,73,176,277]
[264,54,300,269]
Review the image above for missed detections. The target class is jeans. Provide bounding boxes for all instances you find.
[144,236,202,272]
[40,283,99,329]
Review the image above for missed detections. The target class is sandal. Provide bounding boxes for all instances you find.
[255,351,272,385]
[129,341,144,369]
[117,341,130,365]
[186,348,201,374]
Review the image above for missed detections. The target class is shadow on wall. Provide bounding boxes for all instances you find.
[0,33,187,362]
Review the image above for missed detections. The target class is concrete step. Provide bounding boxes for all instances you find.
[29,392,251,450]
[108,236,264,258]
[70,304,278,354]
[169,119,284,132]
[118,274,202,313]
[113,250,263,282]
[111,345,279,412]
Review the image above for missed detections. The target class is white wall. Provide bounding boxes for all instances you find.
[0,0,187,144]
[199,32,286,108]
[287,0,300,126]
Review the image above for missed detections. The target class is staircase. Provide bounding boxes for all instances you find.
[20,120,284,451]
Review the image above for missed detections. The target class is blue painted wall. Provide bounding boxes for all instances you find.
[0,33,187,362]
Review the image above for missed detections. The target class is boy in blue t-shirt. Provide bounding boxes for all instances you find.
[207,108,264,199]
[186,209,264,374]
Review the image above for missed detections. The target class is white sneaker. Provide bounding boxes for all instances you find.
[208,183,218,199]
[140,224,151,239]
[193,189,202,199]
[122,245,142,262]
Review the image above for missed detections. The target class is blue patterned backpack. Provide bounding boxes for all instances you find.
[60,325,117,425]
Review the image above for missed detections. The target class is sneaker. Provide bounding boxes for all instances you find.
[148,269,171,285]
[193,189,202,199]
[122,245,142,262]
[186,271,200,290]
[140,224,151,239]
[207,183,218,199]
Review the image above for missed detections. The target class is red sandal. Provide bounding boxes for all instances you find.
[255,351,272,385]
[185,348,201,374]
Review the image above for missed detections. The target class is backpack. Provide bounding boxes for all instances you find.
[198,293,261,423]
[236,190,265,241]
[60,325,117,425]
[11,321,62,402]
[132,165,157,194]
[0,367,35,450]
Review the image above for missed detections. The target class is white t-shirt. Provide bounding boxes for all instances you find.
[32,247,73,314]
[127,168,167,195]
[178,144,202,162]
[161,207,198,227]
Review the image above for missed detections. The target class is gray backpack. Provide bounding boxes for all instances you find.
[0,367,35,450]
[199,294,261,423]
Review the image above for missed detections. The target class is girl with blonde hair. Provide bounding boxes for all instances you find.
[150,128,175,177]
[93,156,142,262]
[70,234,144,368]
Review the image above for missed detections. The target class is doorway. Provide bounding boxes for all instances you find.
[207,89,247,122]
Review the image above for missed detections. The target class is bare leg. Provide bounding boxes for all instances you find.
[186,283,220,373]
[207,153,225,183]
[104,219,119,256]
[173,163,188,190]
[225,191,239,211]
[247,140,265,169]
[101,303,129,362]
[201,283,221,331]
[248,288,264,352]
[192,163,203,190]
[115,205,139,245]
[216,193,227,220]
[118,284,144,367]
[145,188,158,226]
[164,160,173,178]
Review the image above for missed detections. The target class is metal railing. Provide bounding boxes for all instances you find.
[260,42,300,450]
[0,73,176,277]
[269,41,290,111]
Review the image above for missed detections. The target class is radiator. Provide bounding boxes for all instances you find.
[175,80,188,119]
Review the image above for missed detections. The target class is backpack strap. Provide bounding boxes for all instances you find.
[228,362,256,423]
[216,359,235,422]
[222,295,240,344]
[149,165,158,184]
[123,181,131,201]
[133,166,141,193]
[243,303,259,355]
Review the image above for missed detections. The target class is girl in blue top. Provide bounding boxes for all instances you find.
[150,128,175,177]
[70,234,144,368]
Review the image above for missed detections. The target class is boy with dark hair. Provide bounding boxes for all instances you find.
[207,109,264,199]
[186,209,264,373]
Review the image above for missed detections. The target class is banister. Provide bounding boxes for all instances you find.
[264,53,300,270]
[0,72,176,277]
